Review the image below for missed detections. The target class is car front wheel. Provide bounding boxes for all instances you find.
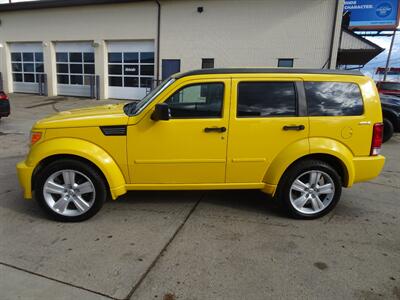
[278,160,342,219]
[34,159,107,222]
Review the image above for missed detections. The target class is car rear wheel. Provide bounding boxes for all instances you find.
[383,118,394,143]
[277,159,342,219]
[34,159,107,222]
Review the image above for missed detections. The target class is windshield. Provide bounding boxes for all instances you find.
[379,82,400,91]
[124,78,175,116]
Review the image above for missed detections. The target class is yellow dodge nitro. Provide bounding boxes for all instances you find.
[17,69,385,221]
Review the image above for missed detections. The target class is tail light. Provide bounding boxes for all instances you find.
[0,92,8,101]
[370,123,383,156]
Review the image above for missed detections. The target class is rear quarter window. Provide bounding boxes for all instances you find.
[305,82,364,116]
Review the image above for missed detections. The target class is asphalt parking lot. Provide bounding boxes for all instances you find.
[0,94,399,300]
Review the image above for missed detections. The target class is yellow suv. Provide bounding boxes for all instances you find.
[17,69,385,221]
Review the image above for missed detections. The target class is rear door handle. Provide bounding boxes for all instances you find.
[283,125,305,131]
[204,126,227,133]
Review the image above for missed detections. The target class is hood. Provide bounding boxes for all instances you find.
[34,103,129,129]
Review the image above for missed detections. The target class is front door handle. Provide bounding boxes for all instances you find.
[204,126,227,133]
[283,125,305,131]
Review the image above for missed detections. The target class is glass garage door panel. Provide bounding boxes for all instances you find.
[55,42,94,97]
[107,41,155,100]
[10,43,44,94]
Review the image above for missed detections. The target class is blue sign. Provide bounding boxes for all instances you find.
[344,0,399,29]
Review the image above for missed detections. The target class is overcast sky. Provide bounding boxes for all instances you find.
[1,0,399,80]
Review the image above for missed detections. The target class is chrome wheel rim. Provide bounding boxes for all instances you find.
[43,169,95,217]
[289,170,335,215]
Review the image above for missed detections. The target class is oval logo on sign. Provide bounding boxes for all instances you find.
[376,3,392,18]
[125,67,136,72]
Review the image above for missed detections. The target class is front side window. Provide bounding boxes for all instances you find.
[237,82,297,117]
[166,83,224,118]
[305,82,364,116]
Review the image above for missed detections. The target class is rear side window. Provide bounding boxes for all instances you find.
[305,82,364,116]
[237,82,297,117]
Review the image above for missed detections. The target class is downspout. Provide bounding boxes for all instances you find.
[328,0,340,69]
[155,0,161,83]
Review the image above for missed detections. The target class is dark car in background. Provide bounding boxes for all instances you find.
[380,94,400,143]
[0,91,10,120]
[377,81,400,97]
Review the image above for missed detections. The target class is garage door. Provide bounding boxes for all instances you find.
[55,42,95,97]
[10,43,44,94]
[107,41,155,100]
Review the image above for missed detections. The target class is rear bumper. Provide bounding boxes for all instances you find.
[352,155,385,184]
[16,160,34,199]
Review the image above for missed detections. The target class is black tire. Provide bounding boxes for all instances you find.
[276,159,342,220]
[383,118,394,143]
[34,159,107,222]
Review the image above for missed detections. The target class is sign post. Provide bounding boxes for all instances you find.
[384,29,397,81]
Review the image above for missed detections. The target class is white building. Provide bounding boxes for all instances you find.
[0,0,346,100]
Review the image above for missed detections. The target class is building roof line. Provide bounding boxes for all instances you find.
[341,28,384,51]
[0,0,149,12]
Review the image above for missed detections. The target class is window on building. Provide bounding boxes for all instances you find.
[277,58,294,68]
[108,52,154,88]
[166,83,224,118]
[202,58,215,69]
[11,51,44,84]
[305,82,364,116]
[237,82,297,117]
[56,51,95,85]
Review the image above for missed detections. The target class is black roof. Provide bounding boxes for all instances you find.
[174,68,364,79]
[0,0,146,12]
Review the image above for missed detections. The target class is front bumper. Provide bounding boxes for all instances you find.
[16,160,34,199]
[353,155,385,184]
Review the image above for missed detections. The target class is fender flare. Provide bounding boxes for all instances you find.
[27,138,127,199]
[308,137,355,186]
[263,137,355,189]
[263,138,310,187]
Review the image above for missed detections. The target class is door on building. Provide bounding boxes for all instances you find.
[162,59,181,80]
[55,42,95,97]
[10,43,44,94]
[107,41,155,100]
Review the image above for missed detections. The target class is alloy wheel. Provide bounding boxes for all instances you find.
[289,170,335,215]
[43,169,96,217]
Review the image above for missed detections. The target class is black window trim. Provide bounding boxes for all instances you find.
[236,80,305,118]
[304,80,365,117]
[165,82,225,120]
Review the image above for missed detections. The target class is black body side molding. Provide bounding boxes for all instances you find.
[100,125,127,136]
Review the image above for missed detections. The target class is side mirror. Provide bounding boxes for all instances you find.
[151,103,170,121]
